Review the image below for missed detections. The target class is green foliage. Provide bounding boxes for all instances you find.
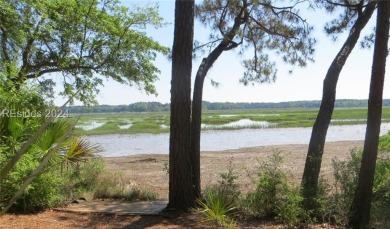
[317,0,375,39]
[379,132,390,151]
[275,185,310,227]
[0,85,102,214]
[67,100,390,113]
[60,157,157,203]
[218,159,240,200]
[196,0,315,84]
[197,189,237,228]
[11,171,63,212]
[241,152,309,226]
[0,0,168,105]
[60,158,106,200]
[242,152,287,217]
[69,107,390,135]
[195,159,239,228]
[322,148,390,227]
[0,150,63,212]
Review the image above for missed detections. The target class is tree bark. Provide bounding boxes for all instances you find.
[168,0,195,210]
[301,2,376,211]
[190,44,226,200]
[348,1,389,228]
[190,10,246,199]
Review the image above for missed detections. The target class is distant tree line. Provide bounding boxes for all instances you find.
[66,99,390,114]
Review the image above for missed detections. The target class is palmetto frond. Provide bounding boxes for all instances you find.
[32,120,71,154]
[61,137,102,163]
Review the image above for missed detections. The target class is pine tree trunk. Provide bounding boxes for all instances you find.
[301,2,376,211]
[190,46,225,200]
[168,0,195,210]
[348,2,389,228]
[190,10,246,199]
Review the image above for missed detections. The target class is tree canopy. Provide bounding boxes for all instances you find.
[0,0,168,104]
[195,0,316,84]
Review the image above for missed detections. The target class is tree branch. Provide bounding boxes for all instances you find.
[326,0,368,9]
[26,64,99,79]
[248,15,297,39]
[19,17,45,80]
[0,26,11,75]
[218,3,229,37]
[78,0,96,66]
[193,39,223,52]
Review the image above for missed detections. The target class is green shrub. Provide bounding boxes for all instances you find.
[324,148,390,227]
[13,172,63,212]
[218,158,240,201]
[276,185,310,226]
[0,85,103,213]
[242,152,288,217]
[379,133,390,151]
[59,158,106,201]
[241,152,309,226]
[1,155,64,212]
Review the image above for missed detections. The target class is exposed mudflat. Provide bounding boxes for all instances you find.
[105,140,364,199]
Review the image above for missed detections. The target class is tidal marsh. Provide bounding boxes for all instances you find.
[71,107,390,135]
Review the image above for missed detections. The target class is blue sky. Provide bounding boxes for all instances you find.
[57,0,388,105]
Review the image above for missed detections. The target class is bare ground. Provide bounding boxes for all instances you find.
[0,140,363,229]
[105,140,364,199]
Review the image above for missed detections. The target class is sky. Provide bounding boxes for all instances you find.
[55,0,388,106]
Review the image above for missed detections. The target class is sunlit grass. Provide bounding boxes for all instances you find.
[71,107,390,135]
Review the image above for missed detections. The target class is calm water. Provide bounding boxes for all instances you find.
[85,123,390,157]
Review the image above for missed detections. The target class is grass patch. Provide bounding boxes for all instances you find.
[72,107,390,135]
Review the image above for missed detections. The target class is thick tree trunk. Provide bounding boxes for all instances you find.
[348,2,389,228]
[168,0,195,210]
[301,2,376,211]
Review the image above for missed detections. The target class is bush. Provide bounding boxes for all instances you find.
[60,158,106,201]
[324,148,390,227]
[0,85,104,213]
[241,152,309,226]
[62,158,157,202]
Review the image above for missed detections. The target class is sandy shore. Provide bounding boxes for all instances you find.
[105,140,364,199]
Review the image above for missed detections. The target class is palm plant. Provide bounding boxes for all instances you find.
[0,115,102,215]
[61,136,102,164]
[0,88,101,215]
[196,188,238,228]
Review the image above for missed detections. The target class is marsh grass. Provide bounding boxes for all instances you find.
[72,107,390,135]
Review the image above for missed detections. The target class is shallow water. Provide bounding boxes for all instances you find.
[201,119,275,129]
[85,123,390,157]
[76,121,106,131]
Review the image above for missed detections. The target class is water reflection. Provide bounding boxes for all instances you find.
[85,123,390,157]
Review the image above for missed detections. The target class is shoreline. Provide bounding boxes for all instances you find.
[104,140,364,199]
